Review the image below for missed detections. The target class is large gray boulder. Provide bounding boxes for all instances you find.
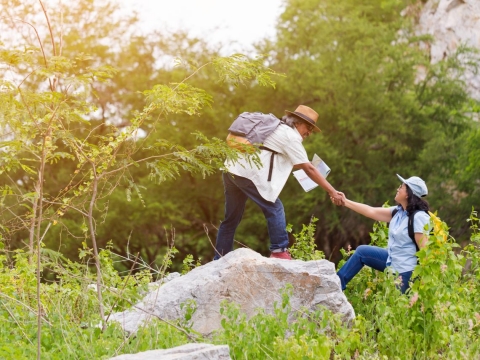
[109,343,230,360]
[109,248,354,336]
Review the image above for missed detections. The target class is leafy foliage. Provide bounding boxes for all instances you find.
[1,210,480,358]
[336,210,480,358]
[256,0,480,260]
[0,0,479,357]
[2,0,478,269]
[213,285,333,359]
[288,216,325,261]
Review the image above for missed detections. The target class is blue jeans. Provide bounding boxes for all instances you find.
[214,172,289,260]
[337,245,413,294]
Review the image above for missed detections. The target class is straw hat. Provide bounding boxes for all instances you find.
[285,105,321,132]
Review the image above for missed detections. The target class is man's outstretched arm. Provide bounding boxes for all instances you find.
[296,162,343,205]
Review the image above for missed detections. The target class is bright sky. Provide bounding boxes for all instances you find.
[120,0,284,53]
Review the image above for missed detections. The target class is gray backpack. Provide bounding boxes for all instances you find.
[226,112,281,147]
[226,112,283,181]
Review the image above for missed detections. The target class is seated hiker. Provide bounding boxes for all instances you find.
[214,105,343,261]
[334,174,431,293]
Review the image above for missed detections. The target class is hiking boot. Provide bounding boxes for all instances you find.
[270,250,292,260]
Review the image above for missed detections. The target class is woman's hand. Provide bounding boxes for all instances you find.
[330,191,346,206]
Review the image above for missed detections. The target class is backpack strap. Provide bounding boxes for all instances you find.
[257,122,285,182]
[259,146,278,181]
[391,207,399,218]
[408,211,420,252]
[407,210,429,252]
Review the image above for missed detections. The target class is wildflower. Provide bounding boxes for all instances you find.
[347,245,352,252]
[440,264,447,273]
[409,292,419,307]
[468,319,474,330]
[364,288,372,299]
[475,313,480,322]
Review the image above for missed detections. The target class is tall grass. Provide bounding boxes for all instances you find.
[0,211,479,359]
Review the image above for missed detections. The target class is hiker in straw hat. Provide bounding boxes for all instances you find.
[214,105,343,261]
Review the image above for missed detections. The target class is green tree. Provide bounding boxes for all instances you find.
[246,0,479,260]
[1,0,281,266]
[1,1,280,355]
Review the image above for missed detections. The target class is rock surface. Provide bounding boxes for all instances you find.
[108,248,354,336]
[418,0,480,99]
[109,343,230,360]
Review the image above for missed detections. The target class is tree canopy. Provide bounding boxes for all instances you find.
[1,0,478,271]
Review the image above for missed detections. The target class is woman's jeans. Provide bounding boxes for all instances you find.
[214,172,289,260]
[337,245,413,294]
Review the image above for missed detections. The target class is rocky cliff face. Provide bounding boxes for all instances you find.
[418,0,480,99]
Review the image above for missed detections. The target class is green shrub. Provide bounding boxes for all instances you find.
[0,210,479,358]
[288,216,325,261]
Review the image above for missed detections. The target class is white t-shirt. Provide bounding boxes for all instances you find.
[225,124,309,202]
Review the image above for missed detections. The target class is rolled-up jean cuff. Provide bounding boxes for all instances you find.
[271,248,287,253]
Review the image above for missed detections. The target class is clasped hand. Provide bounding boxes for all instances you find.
[330,191,346,206]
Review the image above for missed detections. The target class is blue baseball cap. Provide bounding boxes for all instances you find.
[397,174,428,198]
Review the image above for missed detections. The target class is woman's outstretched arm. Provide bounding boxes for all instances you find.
[335,192,393,223]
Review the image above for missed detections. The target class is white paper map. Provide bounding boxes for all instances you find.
[293,154,331,192]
